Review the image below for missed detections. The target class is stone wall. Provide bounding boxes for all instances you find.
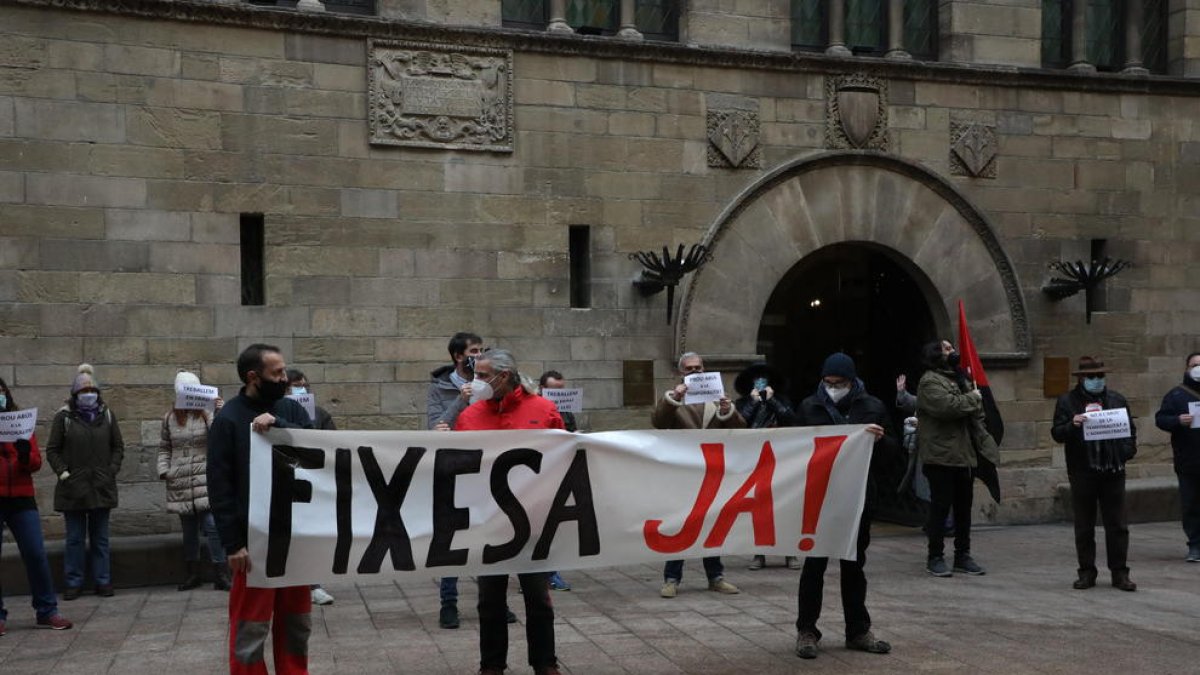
[1,1,1198,537]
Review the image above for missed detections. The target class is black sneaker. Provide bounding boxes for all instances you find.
[953,555,985,576]
[926,556,952,577]
[845,630,891,654]
[439,603,459,629]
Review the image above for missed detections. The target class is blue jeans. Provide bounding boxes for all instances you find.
[63,508,111,589]
[0,506,59,621]
[663,557,724,583]
[440,576,458,604]
[179,511,223,563]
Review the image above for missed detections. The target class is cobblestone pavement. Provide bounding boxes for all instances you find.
[1,521,1196,674]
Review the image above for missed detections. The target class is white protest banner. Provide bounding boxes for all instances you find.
[287,393,317,423]
[682,372,725,405]
[541,388,583,413]
[246,426,874,588]
[176,383,218,411]
[0,408,38,442]
[1189,401,1200,429]
[1083,408,1132,441]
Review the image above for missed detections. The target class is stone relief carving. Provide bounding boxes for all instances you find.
[707,110,761,169]
[950,121,998,178]
[369,40,513,152]
[825,74,888,151]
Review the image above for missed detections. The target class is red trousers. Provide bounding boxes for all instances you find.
[228,571,312,674]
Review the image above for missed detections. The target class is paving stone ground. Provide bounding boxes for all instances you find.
[1,521,1197,674]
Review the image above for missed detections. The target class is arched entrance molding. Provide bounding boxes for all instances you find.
[676,151,1031,367]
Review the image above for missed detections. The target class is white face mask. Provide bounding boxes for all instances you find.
[825,385,850,403]
[77,392,99,408]
[1189,366,1200,381]
[470,377,495,404]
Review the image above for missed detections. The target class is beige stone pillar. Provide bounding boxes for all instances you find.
[296,0,326,11]
[885,0,911,59]
[548,0,573,33]
[826,0,852,56]
[1122,0,1148,74]
[618,0,644,39]
[1068,0,1095,72]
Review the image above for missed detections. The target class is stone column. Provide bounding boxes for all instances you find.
[885,0,911,59]
[1068,0,1095,72]
[548,0,573,33]
[1122,0,1148,74]
[826,0,852,56]
[618,0,644,40]
[296,0,326,12]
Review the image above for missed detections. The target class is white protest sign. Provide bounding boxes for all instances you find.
[1083,408,1132,441]
[683,372,725,405]
[287,393,317,422]
[245,426,874,588]
[175,383,218,411]
[1189,401,1200,429]
[0,408,38,442]
[542,388,583,413]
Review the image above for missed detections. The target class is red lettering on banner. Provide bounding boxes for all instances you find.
[703,441,776,547]
[642,443,725,553]
[798,435,847,551]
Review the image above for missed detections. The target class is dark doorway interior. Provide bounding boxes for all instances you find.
[756,242,941,524]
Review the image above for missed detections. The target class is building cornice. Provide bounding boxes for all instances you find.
[5,0,1200,97]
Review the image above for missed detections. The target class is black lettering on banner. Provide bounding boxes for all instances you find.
[482,448,542,564]
[267,445,326,578]
[533,449,600,560]
[357,446,425,574]
[332,448,352,574]
[426,449,483,568]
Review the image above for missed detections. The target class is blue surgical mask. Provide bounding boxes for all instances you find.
[77,392,100,408]
[0,393,7,410]
[290,386,307,395]
[1083,377,1106,394]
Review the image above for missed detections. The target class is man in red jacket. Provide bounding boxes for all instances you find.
[454,349,563,675]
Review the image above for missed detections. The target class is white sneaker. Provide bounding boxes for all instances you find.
[311,587,335,605]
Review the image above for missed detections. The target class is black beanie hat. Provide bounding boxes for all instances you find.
[821,352,856,380]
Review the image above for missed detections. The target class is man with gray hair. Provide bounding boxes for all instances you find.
[454,349,565,675]
[653,352,745,598]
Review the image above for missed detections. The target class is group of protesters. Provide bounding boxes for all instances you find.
[2,335,1199,675]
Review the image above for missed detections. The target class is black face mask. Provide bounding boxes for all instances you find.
[946,351,961,368]
[256,375,288,404]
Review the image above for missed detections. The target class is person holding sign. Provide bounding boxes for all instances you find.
[206,344,314,674]
[653,352,745,599]
[0,377,73,634]
[1051,356,1138,591]
[159,371,228,592]
[1153,352,1200,563]
[45,364,124,601]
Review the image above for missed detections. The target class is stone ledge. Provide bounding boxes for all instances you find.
[1054,476,1182,524]
[0,532,206,596]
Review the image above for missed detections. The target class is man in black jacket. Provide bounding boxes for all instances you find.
[207,343,313,675]
[1153,351,1200,563]
[1051,356,1137,591]
[793,353,893,660]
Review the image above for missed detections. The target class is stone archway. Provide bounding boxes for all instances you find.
[676,151,1030,365]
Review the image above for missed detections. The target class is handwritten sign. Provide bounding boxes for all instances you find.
[176,383,218,411]
[1083,408,1132,442]
[542,388,583,413]
[683,372,725,405]
[0,408,38,442]
[1189,401,1200,429]
[287,393,317,422]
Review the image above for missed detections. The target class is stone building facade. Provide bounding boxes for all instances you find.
[1,0,1199,536]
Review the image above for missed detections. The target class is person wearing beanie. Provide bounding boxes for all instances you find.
[0,377,73,634]
[1154,352,1200,563]
[159,371,229,592]
[45,364,125,600]
[792,353,894,659]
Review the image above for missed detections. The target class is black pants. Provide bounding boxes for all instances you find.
[1069,472,1129,573]
[1178,471,1200,548]
[924,464,974,558]
[477,573,556,671]
[796,510,872,640]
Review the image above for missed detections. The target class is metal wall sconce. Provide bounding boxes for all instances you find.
[1042,258,1131,323]
[629,244,714,323]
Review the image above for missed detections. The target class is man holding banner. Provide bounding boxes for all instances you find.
[454,349,564,675]
[207,344,315,674]
[1051,356,1138,591]
[653,352,745,598]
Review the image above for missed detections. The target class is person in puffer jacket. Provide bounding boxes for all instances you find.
[159,371,229,592]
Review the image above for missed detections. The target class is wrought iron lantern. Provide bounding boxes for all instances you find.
[1042,257,1131,323]
[629,244,714,324]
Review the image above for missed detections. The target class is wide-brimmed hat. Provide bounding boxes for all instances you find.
[733,362,787,396]
[1071,356,1107,376]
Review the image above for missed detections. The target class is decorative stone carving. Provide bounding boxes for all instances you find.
[825,74,888,151]
[707,110,761,169]
[950,121,998,178]
[369,40,513,152]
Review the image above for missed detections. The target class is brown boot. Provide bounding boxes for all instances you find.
[1072,568,1097,590]
[1111,569,1137,592]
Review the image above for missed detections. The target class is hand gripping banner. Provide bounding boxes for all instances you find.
[246,426,874,587]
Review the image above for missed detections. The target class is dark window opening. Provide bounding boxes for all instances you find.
[241,214,265,306]
[569,225,591,309]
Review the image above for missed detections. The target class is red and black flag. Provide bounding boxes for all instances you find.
[958,300,1003,502]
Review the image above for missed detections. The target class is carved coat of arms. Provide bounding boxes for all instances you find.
[950,121,998,178]
[825,74,888,151]
[707,110,761,169]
